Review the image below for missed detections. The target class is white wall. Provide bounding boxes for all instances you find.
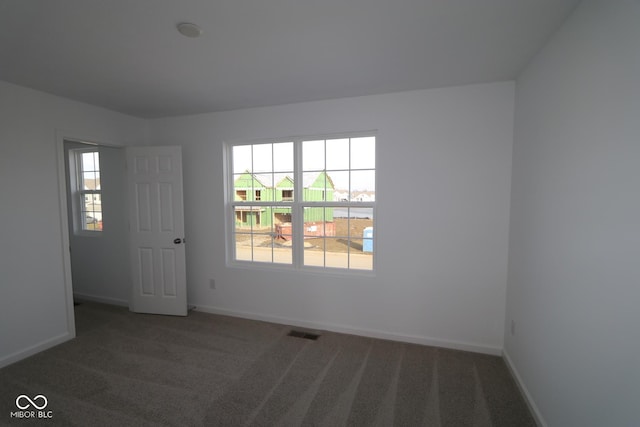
[0,81,145,367]
[64,142,129,306]
[506,0,640,425]
[148,82,515,354]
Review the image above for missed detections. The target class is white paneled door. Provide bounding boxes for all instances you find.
[126,146,187,316]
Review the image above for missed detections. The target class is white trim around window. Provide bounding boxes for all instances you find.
[224,132,377,274]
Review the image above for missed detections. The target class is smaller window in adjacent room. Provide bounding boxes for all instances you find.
[73,149,103,233]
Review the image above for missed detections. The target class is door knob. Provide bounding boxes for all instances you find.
[173,238,183,244]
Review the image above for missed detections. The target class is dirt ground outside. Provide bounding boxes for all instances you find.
[236,218,373,254]
[305,218,372,253]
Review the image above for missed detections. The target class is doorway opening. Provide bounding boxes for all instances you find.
[62,139,129,311]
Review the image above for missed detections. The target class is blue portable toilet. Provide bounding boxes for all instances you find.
[362,227,373,252]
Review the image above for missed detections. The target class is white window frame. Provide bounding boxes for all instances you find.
[224,132,376,274]
[70,148,103,236]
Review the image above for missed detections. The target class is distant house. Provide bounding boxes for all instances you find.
[350,191,375,202]
[333,190,375,202]
[234,171,335,228]
[333,190,350,201]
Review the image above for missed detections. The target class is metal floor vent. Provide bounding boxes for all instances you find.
[288,330,321,340]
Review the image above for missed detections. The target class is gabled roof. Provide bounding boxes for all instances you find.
[235,170,274,188]
[276,176,294,188]
[235,171,335,190]
[304,171,335,190]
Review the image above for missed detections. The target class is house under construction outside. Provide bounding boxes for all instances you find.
[233,171,336,239]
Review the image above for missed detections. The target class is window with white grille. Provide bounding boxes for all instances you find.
[227,134,376,272]
[72,149,103,233]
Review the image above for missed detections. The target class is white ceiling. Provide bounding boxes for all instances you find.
[0,0,580,118]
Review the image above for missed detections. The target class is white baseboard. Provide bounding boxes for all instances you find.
[73,292,129,308]
[0,332,73,369]
[193,304,502,356]
[503,349,547,427]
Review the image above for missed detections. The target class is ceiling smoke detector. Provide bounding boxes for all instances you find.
[177,22,202,38]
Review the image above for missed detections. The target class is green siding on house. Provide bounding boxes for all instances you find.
[234,171,334,227]
[233,172,276,202]
[303,172,334,222]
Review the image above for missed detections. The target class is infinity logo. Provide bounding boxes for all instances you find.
[15,395,48,410]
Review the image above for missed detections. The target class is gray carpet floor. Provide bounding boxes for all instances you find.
[0,302,536,426]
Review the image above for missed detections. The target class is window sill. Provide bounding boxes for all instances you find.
[227,259,376,278]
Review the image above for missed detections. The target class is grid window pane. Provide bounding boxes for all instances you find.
[350,170,375,202]
[81,193,102,230]
[233,145,252,174]
[274,173,292,202]
[252,144,273,173]
[302,207,373,269]
[324,242,349,269]
[82,171,99,190]
[233,206,292,265]
[81,151,99,172]
[76,150,102,233]
[302,171,332,202]
[326,138,349,170]
[230,135,374,271]
[302,140,325,171]
[329,170,349,201]
[273,142,294,172]
[350,137,375,169]
[234,143,294,202]
[235,234,253,261]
